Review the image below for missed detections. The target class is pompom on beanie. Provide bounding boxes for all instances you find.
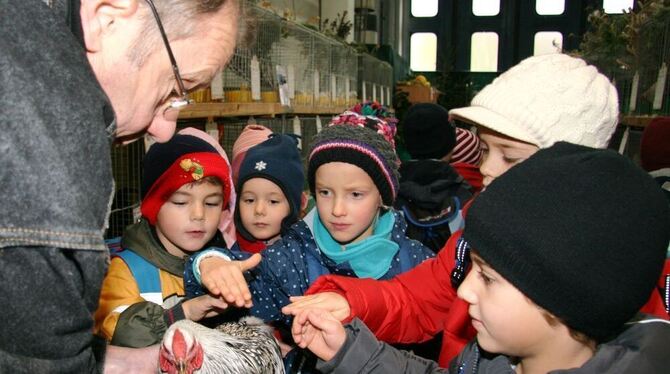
[449,54,619,149]
[308,110,400,206]
[141,134,232,225]
[402,103,456,160]
[234,134,304,240]
[463,142,669,342]
[640,116,670,172]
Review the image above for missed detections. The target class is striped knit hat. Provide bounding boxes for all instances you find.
[450,127,483,166]
[308,111,399,206]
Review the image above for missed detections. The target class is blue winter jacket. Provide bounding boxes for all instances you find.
[185,209,435,326]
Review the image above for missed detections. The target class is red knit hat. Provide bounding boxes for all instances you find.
[140,134,232,225]
[640,117,670,172]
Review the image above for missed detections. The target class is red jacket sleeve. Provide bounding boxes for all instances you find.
[640,258,670,319]
[306,232,464,344]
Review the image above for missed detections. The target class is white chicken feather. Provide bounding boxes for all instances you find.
[159,316,285,374]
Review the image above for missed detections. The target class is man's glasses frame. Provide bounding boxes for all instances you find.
[144,0,194,111]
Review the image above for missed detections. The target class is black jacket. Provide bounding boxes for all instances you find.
[317,315,670,374]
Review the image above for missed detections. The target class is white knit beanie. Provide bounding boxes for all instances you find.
[449,54,619,149]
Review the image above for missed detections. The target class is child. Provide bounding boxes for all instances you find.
[231,133,304,253]
[185,109,434,327]
[290,142,670,373]
[282,53,664,366]
[396,103,475,252]
[94,131,232,347]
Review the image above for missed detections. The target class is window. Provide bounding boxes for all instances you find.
[411,0,438,17]
[470,32,499,72]
[536,0,564,15]
[472,0,499,16]
[410,33,437,72]
[533,32,563,55]
[603,0,634,14]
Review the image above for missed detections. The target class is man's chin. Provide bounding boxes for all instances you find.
[114,132,146,145]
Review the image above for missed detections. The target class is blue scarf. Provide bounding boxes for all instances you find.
[314,210,399,279]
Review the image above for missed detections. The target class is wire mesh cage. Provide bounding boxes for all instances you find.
[270,19,316,106]
[107,141,145,239]
[358,53,393,105]
[331,41,358,107]
[313,33,333,107]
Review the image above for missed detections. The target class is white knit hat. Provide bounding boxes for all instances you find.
[449,54,619,149]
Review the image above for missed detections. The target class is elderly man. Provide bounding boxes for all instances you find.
[0,0,238,372]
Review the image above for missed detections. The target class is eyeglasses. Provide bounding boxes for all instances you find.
[144,0,194,112]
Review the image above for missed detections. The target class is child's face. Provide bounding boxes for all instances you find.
[239,177,290,242]
[314,162,382,245]
[457,252,559,357]
[155,181,224,257]
[478,128,539,188]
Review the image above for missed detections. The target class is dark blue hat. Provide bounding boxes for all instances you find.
[234,134,304,240]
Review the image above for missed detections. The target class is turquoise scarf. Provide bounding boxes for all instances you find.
[314,210,399,279]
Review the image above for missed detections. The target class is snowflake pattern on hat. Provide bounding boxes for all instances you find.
[255,161,267,171]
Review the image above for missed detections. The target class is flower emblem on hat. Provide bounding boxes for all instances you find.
[255,161,267,171]
[179,158,204,180]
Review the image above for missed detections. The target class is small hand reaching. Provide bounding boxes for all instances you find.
[291,309,346,362]
[282,292,351,322]
[200,253,262,308]
[181,294,229,321]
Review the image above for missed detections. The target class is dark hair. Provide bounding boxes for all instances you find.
[130,0,237,66]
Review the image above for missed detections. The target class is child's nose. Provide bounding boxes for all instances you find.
[190,204,205,221]
[332,198,346,217]
[456,270,477,304]
[254,201,266,215]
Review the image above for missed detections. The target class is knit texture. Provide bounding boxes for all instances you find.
[463,142,669,342]
[308,112,399,206]
[140,134,231,225]
[640,116,670,172]
[402,103,456,160]
[450,127,482,166]
[449,54,619,148]
[234,134,304,240]
[231,124,273,183]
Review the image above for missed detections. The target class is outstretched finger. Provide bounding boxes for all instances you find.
[240,253,262,271]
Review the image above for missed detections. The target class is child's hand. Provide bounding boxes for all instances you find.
[200,253,262,308]
[282,293,351,322]
[291,309,346,362]
[181,294,229,321]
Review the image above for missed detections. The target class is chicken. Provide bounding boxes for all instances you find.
[159,316,285,374]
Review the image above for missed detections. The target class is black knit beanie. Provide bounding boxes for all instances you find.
[402,103,456,160]
[234,134,304,240]
[463,142,669,342]
[308,114,400,206]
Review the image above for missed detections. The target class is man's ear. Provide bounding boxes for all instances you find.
[80,0,140,53]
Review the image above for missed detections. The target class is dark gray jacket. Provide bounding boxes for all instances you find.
[318,316,670,374]
[0,0,115,372]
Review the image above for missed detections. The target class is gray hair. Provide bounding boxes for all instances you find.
[129,0,238,67]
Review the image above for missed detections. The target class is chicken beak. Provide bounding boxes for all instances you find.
[177,360,188,374]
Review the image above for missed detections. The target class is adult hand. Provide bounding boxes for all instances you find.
[282,292,351,322]
[181,294,229,321]
[291,309,346,362]
[200,253,261,308]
